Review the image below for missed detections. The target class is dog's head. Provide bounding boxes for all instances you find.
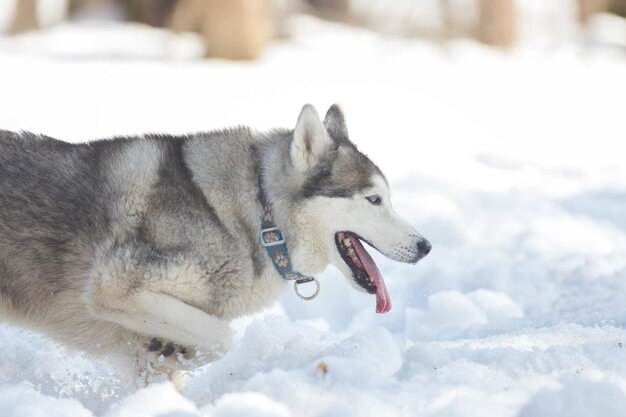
[285,104,431,313]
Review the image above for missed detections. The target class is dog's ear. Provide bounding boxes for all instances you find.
[291,104,332,172]
[323,103,349,141]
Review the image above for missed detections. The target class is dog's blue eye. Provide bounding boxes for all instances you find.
[366,195,382,206]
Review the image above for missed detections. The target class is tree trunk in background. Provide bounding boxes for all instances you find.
[170,0,205,34]
[578,0,609,24]
[171,0,272,60]
[68,0,88,16]
[440,0,454,42]
[609,0,626,16]
[126,0,177,27]
[10,0,39,34]
[203,0,272,60]
[306,0,350,22]
[477,0,517,49]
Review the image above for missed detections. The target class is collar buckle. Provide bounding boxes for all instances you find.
[259,227,286,247]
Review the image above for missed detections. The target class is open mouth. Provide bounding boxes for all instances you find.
[335,232,392,314]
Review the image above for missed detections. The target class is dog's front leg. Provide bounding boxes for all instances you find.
[85,275,232,366]
[130,291,232,362]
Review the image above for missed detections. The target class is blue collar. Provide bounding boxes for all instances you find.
[258,175,320,300]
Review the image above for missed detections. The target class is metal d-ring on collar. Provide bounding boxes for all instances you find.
[258,175,320,301]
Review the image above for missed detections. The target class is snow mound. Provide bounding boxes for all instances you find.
[209,392,291,417]
[406,289,524,341]
[518,379,626,417]
[104,383,197,417]
[0,385,92,417]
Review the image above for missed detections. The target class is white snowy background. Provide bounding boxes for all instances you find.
[1,1,626,416]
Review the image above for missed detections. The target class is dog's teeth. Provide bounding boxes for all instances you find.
[343,238,351,247]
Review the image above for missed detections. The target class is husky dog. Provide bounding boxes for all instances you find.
[0,104,430,372]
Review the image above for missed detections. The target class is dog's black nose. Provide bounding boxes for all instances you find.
[417,239,432,256]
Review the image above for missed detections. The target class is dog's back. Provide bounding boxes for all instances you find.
[0,131,111,319]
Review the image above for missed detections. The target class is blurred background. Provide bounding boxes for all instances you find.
[1,0,626,57]
[1,2,626,416]
[0,0,624,172]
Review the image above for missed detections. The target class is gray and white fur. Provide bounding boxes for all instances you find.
[0,104,430,373]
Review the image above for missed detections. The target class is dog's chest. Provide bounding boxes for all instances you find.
[223,267,288,318]
[143,252,287,319]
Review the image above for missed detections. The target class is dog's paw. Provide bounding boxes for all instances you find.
[140,336,227,370]
[145,338,192,364]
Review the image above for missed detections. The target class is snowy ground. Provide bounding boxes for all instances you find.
[1,14,626,417]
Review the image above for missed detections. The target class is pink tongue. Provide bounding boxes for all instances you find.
[351,236,392,314]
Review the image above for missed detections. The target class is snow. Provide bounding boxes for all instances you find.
[1,7,626,417]
[518,379,626,417]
